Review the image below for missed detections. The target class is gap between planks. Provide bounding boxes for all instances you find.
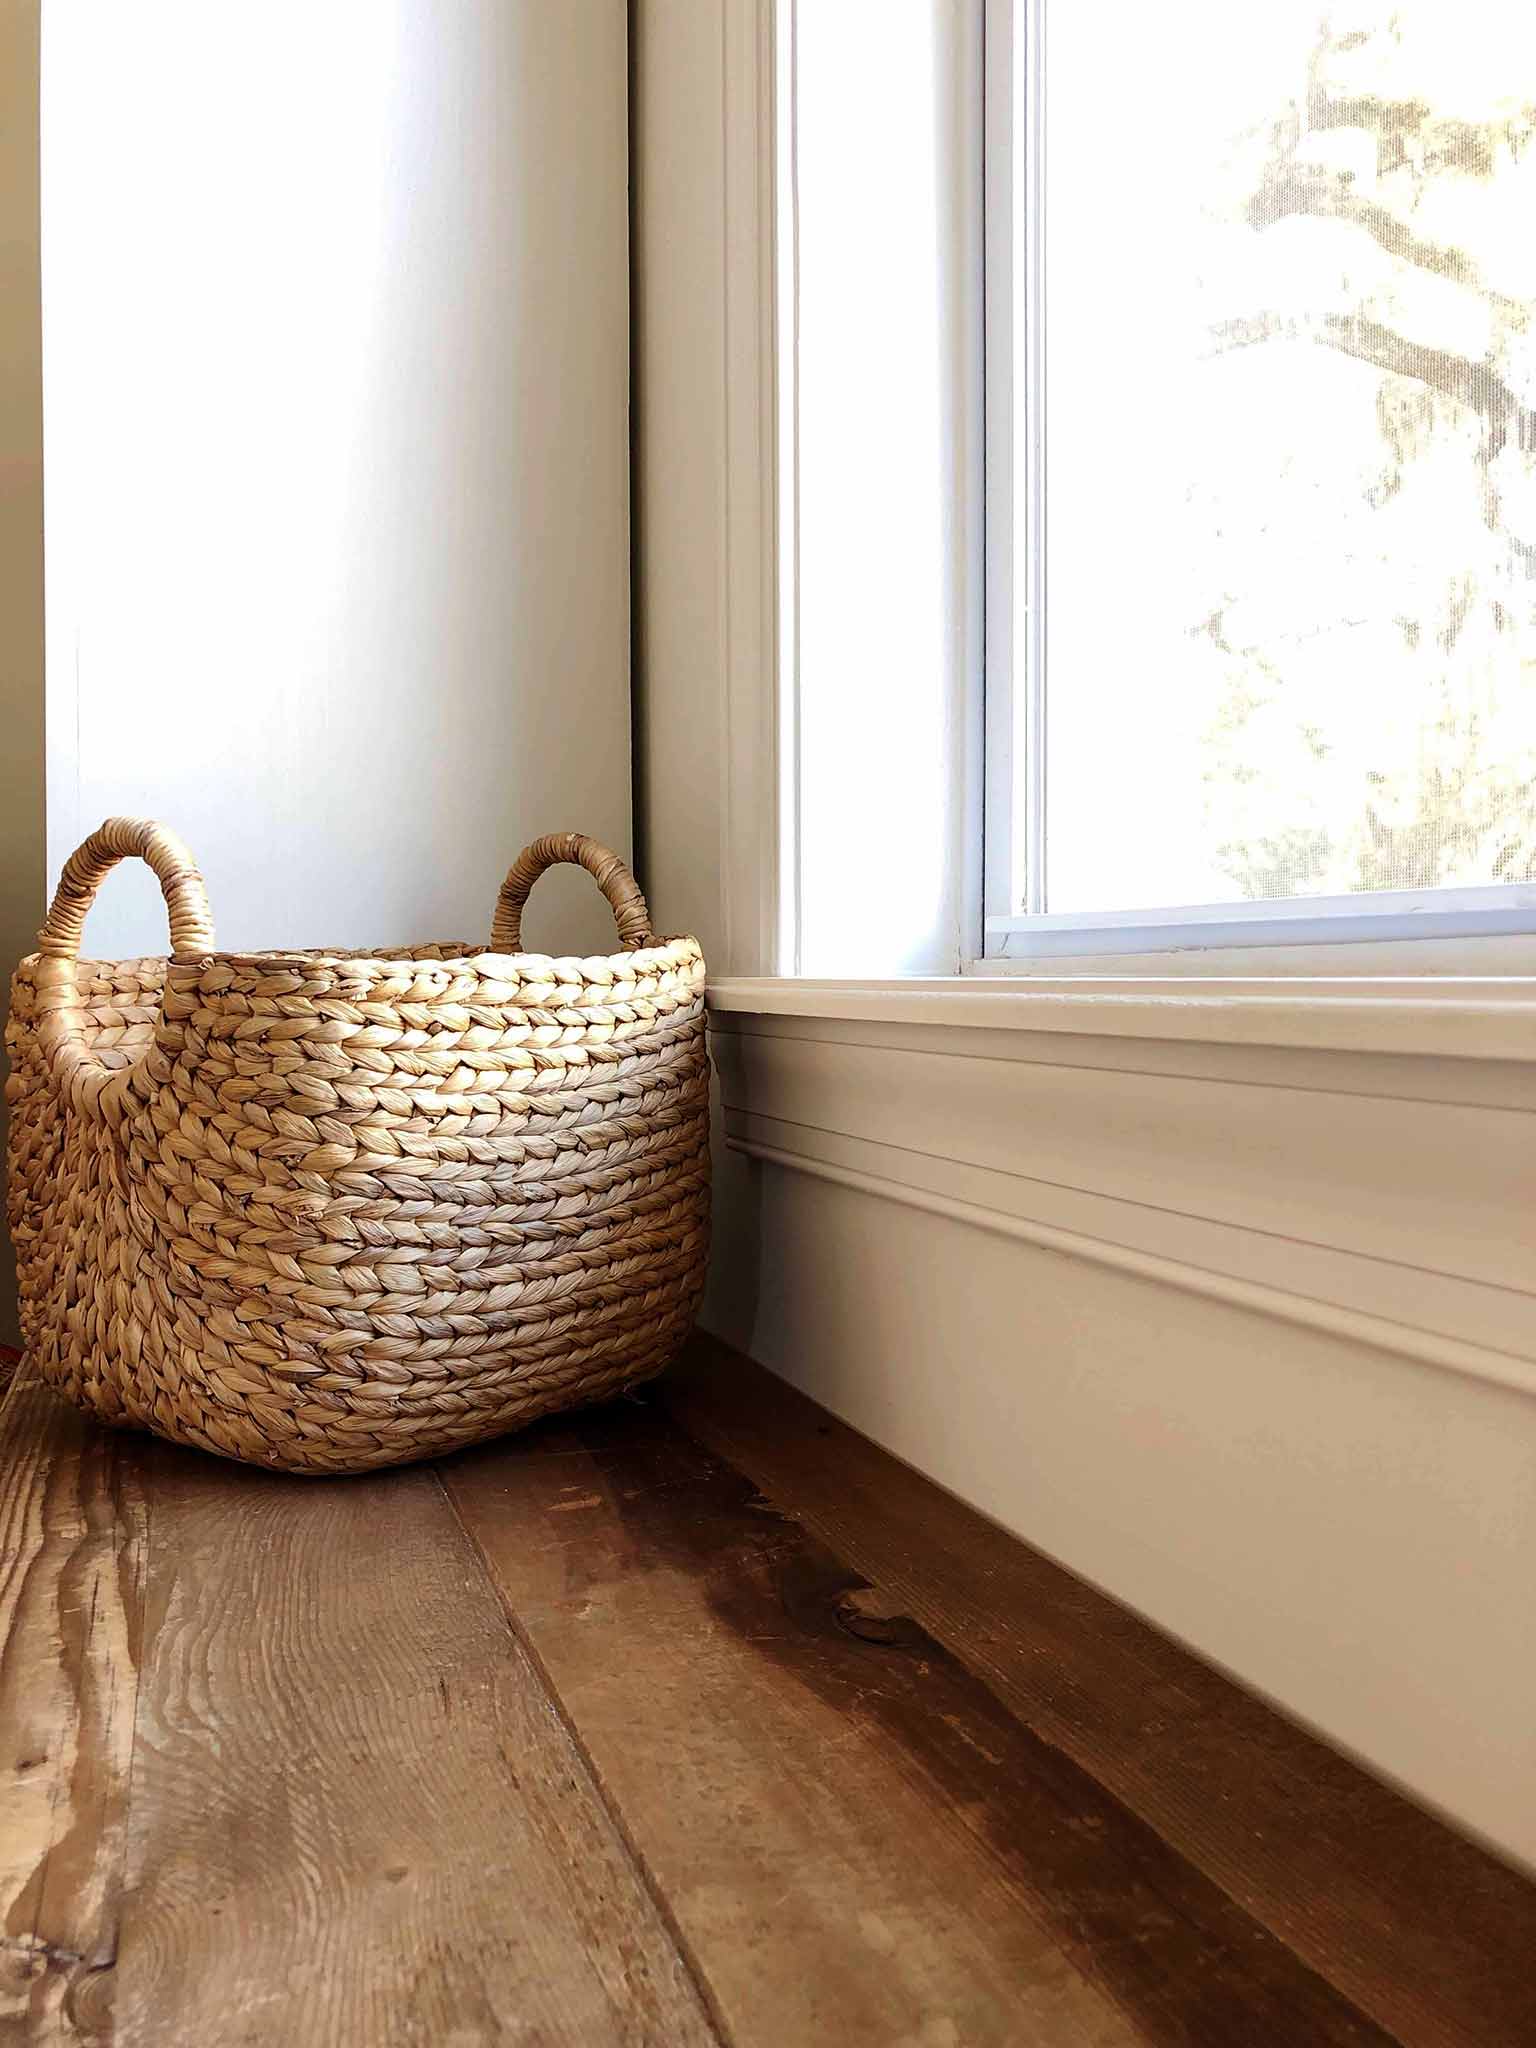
[428,1462,734,2048]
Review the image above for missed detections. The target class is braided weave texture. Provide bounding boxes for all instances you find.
[5,823,709,1475]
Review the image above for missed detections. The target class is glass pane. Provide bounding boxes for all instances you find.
[1035,1,1536,915]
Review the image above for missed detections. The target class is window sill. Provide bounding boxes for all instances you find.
[706,974,1536,1065]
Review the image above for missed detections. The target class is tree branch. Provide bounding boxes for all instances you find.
[1205,310,1536,458]
[1246,163,1528,331]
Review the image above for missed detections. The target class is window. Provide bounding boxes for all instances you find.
[983,0,1536,960]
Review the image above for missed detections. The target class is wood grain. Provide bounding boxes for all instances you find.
[661,1336,1536,2048]
[0,1370,144,2046]
[4,1328,1532,2044]
[441,1389,1393,2048]
[114,1441,720,2048]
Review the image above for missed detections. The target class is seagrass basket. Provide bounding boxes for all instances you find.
[5,818,709,1475]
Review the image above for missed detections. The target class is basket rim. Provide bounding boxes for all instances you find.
[19,933,705,981]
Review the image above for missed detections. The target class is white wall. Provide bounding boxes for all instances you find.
[42,0,632,965]
[0,1,45,1346]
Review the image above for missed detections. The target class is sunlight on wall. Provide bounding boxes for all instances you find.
[44,4,400,950]
[42,0,630,960]
[792,1,977,974]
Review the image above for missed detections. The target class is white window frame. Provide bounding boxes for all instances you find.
[976,0,1536,974]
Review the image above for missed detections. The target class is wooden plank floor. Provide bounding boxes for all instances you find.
[1,1335,1532,2046]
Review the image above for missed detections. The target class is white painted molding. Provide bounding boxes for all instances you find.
[725,1117,1536,1403]
[708,973,1536,1064]
[710,981,1536,1412]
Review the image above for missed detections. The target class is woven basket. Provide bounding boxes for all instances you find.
[5,818,709,1474]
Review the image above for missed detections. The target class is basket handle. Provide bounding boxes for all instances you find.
[492,834,655,953]
[37,817,216,967]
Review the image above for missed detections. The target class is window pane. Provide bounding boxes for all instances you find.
[1036,1,1536,915]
